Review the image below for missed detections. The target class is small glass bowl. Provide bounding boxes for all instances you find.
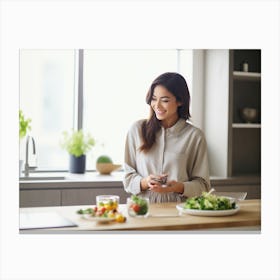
[96,195,119,211]
[127,196,149,217]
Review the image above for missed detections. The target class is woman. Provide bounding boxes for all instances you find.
[123,72,210,203]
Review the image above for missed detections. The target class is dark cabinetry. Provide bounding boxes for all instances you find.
[228,50,261,176]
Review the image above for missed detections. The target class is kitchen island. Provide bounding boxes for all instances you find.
[20,199,261,232]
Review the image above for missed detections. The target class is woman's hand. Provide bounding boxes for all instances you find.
[140,174,167,191]
[150,180,184,194]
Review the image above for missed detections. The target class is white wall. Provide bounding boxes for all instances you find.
[203,50,230,177]
[191,50,205,130]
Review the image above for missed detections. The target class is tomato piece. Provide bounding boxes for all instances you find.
[132,204,140,212]
[96,211,102,216]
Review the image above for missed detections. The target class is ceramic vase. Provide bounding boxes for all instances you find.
[69,154,86,173]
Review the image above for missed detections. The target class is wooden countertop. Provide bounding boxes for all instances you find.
[20,199,261,232]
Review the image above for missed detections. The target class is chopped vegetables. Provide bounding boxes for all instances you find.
[76,208,94,215]
[184,192,236,210]
[76,205,126,223]
[127,195,149,216]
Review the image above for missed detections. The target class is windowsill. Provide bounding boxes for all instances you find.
[19,171,125,189]
[19,171,261,190]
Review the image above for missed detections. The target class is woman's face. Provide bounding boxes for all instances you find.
[151,85,182,128]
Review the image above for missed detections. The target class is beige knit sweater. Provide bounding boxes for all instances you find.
[123,118,211,203]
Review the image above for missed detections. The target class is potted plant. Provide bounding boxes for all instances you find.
[19,110,31,140]
[61,129,95,173]
[19,110,31,176]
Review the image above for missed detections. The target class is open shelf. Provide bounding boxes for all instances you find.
[203,50,261,178]
[229,50,261,177]
[233,71,261,81]
[232,78,261,124]
[232,123,261,128]
[231,128,261,175]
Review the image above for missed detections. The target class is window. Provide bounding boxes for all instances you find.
[20,49,193,170]
[20,50,75,170]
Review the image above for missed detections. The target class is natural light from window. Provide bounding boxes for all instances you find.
[20,49,193,170]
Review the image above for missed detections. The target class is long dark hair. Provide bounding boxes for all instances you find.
[140,72,191,152]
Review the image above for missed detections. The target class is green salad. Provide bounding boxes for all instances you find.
[128,195,149,216]
[184,192,236,210]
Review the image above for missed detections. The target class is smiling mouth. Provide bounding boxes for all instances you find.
[155,110,166,115]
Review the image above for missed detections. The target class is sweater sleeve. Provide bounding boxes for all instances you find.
[123,123,143,195]
[182,131,211,197]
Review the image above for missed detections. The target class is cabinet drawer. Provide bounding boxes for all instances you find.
[61,188,130,206]
[61,189,96,206]
[20,189,61,207]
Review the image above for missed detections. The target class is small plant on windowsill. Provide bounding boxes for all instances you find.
[19,110,32,176]
[19,109,31,140]
[60,129,95,174]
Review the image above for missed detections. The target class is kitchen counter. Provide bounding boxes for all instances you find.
[20,199,261,232]
[19,171,261,189]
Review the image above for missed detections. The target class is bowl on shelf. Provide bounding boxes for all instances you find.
[239,107,258,123]
[96,163,122,174]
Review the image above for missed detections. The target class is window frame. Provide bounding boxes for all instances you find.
[25,49,198,172]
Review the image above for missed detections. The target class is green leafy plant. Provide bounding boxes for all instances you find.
[184,192,236,210]
[19,109,31,139]
[60,129,95,157]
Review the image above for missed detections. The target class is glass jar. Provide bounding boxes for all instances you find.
[96,195,119,211]
[127,196,149,217]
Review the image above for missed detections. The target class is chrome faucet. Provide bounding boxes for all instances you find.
[24,136,36,177]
